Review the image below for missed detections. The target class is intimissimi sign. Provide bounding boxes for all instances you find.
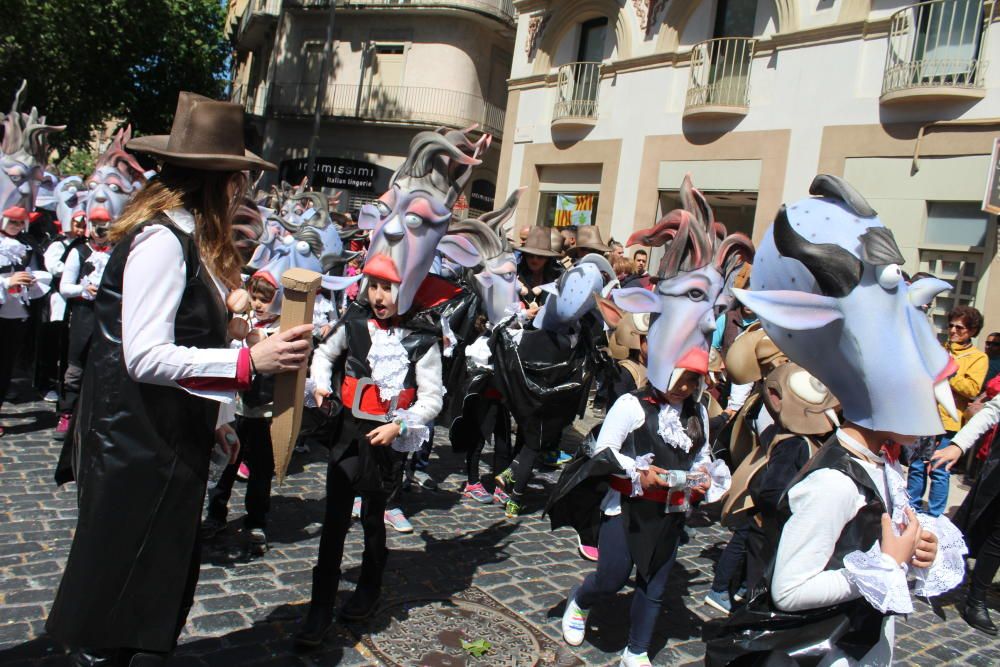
[280,157,385,191]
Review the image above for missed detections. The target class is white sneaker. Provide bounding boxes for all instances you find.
[561,585,588,646]
[620,649,652,667]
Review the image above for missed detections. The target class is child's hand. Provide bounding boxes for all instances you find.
[366,422,401,447]
[639,465,669,491]
[912,528,938,568]
[215,423,241,464]
[880,508,921,565]
[7,271,34,287]
[313,387,331,409]
[85,284,98,297]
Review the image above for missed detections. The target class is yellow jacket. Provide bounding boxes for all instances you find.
[939,341,989,432]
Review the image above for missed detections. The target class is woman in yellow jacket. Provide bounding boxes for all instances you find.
[907,305,988,516]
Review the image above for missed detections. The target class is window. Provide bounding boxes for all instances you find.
[923,201,988,247]
[577,17,608,62]
[713,0,758,38]
[538,192,599,227]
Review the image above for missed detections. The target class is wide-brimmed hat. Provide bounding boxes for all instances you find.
[517,226,560,257]
[128,92,276,172]
[568,225,611,255]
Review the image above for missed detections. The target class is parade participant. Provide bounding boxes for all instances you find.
[495,254,614,518]
[706,175,967,666]
[299,254,444,645]
[46,93,312,666]
[515,226,562,313]
[548,175,748,666]
[1,81,64,214]
[603,307,650,404]
[202,273,281,555]
[55,213,114,436]
[566,225,611,259]
[932,381,1000,635]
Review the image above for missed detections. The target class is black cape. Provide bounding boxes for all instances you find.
[955,428,1000,554]
[47,218,227,653]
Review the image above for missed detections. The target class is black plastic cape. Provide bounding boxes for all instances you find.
[955,428,1000,554]
[47,218,227,653]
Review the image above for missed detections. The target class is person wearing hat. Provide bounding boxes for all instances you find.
[566,225,612,259]
[301,252,445,646]
[0,206,50,435]
[515,226,562,317]
[46,92,314,666]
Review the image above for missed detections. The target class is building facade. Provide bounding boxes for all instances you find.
[497,0,1000,339]
[226,0,515,217]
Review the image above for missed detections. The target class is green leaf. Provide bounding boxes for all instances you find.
[460,638,492,658]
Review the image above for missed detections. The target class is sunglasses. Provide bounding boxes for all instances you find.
[948,324,968,331]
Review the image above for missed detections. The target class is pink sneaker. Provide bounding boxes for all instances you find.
[492,487,510,505]
[463,482,493,504]
[578,536,599,562]
[56,413,71,436]
[236,462,250,481]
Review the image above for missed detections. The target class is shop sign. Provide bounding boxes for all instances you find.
[982,137,1000,215]
[280,157,381,192]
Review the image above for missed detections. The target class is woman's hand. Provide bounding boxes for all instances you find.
[215,423,241,464]
[7,271,34,287]
[249,323,313,374]
[638,465,669,492]
[880,508,921,565]
[930,444,963,471]
[912,528,939,569]
[366,422,401,447]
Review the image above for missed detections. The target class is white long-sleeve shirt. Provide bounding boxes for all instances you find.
[592,392,711,515]
[44,238,71,320]
[311,320,444,429]
[121,207,239,425]
[59,246,86,299]
[952,395,1000,452]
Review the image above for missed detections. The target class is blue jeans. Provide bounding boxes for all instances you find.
[906,432,955,517]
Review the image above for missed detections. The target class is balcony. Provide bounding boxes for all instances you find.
[286,0,515,27]
[881,0,994,104]
[552,62,601,130]
[236,0,280,50]
[684,37,756,119]
[270,82,505,137]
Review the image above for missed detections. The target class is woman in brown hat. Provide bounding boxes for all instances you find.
[516,225,563,316]
[46,93,314,667]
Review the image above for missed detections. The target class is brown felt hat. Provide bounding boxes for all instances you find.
[568,225,611,256]
[128,92,276,172]
[517,226,561,257]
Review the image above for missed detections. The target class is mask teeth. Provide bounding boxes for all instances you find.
[824,408,840,428]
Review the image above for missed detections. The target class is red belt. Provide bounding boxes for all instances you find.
[341,375,415,416]
[609,475,687,507]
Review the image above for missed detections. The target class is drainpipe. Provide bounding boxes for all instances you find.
[307,1,337,184]
[912,118,1000,173]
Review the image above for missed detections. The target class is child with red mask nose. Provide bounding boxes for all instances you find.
[297,253,444,646]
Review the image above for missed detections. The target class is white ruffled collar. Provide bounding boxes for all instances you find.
[367,322,409,403]
[657,402,693,453]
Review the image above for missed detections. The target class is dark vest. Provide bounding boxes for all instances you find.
[47,216,229,652]
[339,302,438,418]
[621,388,704,472]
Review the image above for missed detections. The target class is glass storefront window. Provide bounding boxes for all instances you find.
[538,192,599,227]
[924,201,989,247]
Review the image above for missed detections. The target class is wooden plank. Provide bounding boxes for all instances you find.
[270,267,321,485]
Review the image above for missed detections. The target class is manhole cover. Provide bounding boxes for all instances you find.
[359,587,583,667]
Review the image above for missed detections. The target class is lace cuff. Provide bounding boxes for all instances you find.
[441,316,456,358]
[628,453,655,497]
[843,543,913,614]
[912,514,968,598]
[390,408,430,453]
[705,459,732,504]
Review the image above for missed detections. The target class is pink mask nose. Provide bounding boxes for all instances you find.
[935,357,959,384]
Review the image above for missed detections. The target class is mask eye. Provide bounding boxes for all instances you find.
[877,263,902,290]
[282,235,294,246]
[404,212,424,228]
[109,184,121,193]
[295,240,311,254]
[501,272,515,282]
[88,181,97,190]
[375,200,392,217]
[687,288,706,302]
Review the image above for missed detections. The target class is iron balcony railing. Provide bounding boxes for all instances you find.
[245,83,270,116]
[553,61,601,122]
[231,84,246,105]
[882,0,995,96]
[285,0,515,24]
[686,37,757,111]
[270,82,506,136]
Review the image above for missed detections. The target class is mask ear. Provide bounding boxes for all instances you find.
[357,203,380,230]
[321,273,365,291]
[538,282,559,296]
[733,288,843,331]
[438,234,481,268]
[595,293,624,328]
[612,287,662,314]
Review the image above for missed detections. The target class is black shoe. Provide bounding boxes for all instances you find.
[295,567,340,647]
[962,599,998,636]
[339,583,381,622]
[127,653,167,667]
[69,651,114,667]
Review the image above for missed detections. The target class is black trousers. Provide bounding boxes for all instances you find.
[0,317,29,412]
[60,303,95,413]
[465,399,512,484]
[207,416,274,530]
[971,496,1000,601]
[711,526,749,594]
[35,319,66,393]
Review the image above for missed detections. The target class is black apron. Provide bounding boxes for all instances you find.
[47,216,228,653]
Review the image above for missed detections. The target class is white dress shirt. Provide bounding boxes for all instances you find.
[952,395,1000,452]
[44,239,70,321]
[121,208,238,426]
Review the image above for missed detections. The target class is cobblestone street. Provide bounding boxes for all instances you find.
[1,392,999,666]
